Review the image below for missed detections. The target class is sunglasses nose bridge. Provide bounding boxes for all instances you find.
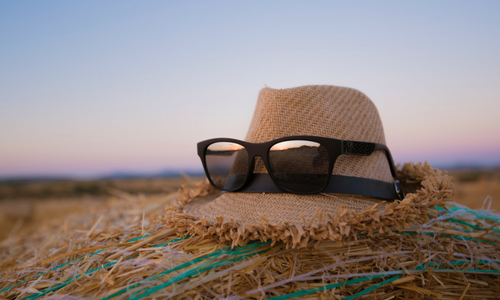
[251,155,271,174]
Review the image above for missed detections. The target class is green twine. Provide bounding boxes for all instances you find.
[23,260,122,300]
[1,234,186,298]
[0,248,107,294]
[343,275,402,300]
[0,233,155,295]
[448,217,500,235]
[127,252,267,300]
[116,256,500,300]
[266,275,388,300]
[100,241,270,300]
[397,231,498,245]
[435,205,500,222]
[22,236,193,300]
[122,242,271,300]
[267,265,500,300]
[126,233,152,243]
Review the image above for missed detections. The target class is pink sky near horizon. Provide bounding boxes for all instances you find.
[2,110,498,178]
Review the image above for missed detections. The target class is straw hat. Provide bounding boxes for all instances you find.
[168,85,454,248]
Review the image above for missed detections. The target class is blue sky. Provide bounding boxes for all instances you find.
[1,1,499,177]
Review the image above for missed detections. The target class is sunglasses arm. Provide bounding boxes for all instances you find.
[373,143,397,178]
[341,140,397,178]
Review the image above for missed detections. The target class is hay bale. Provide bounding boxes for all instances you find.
[1,182,500,299]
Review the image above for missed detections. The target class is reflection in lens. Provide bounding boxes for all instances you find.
[205,142,249,190]
[269,140,329,193]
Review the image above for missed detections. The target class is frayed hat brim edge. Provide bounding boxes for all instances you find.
[165,162,455,248]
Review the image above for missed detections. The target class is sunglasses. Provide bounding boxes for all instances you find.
[197,136,404,200]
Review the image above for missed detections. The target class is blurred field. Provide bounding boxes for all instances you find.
[0,176,204,241]
[1,169,499,241]
[448,168,500,211]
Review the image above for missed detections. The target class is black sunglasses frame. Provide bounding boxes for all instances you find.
[197,136,397,195]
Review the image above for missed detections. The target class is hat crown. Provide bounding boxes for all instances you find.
[245,85,393,182]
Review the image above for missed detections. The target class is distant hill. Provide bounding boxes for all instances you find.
[100,169,205,179]
[0,169,205,182]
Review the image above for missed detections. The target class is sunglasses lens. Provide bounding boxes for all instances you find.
[269,140,329,193]
[205,142,249,190]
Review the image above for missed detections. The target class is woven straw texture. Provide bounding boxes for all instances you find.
[184,85,396,226]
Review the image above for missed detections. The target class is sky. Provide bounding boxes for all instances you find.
[1,1,499,178]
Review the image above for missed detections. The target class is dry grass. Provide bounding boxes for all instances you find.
[449,168,500,210]
[454,179,500,211]
[0,176,203,241]
[0,176,205,200]
[0,196,113,242]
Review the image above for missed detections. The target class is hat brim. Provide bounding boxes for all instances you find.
[166,162,454,248]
